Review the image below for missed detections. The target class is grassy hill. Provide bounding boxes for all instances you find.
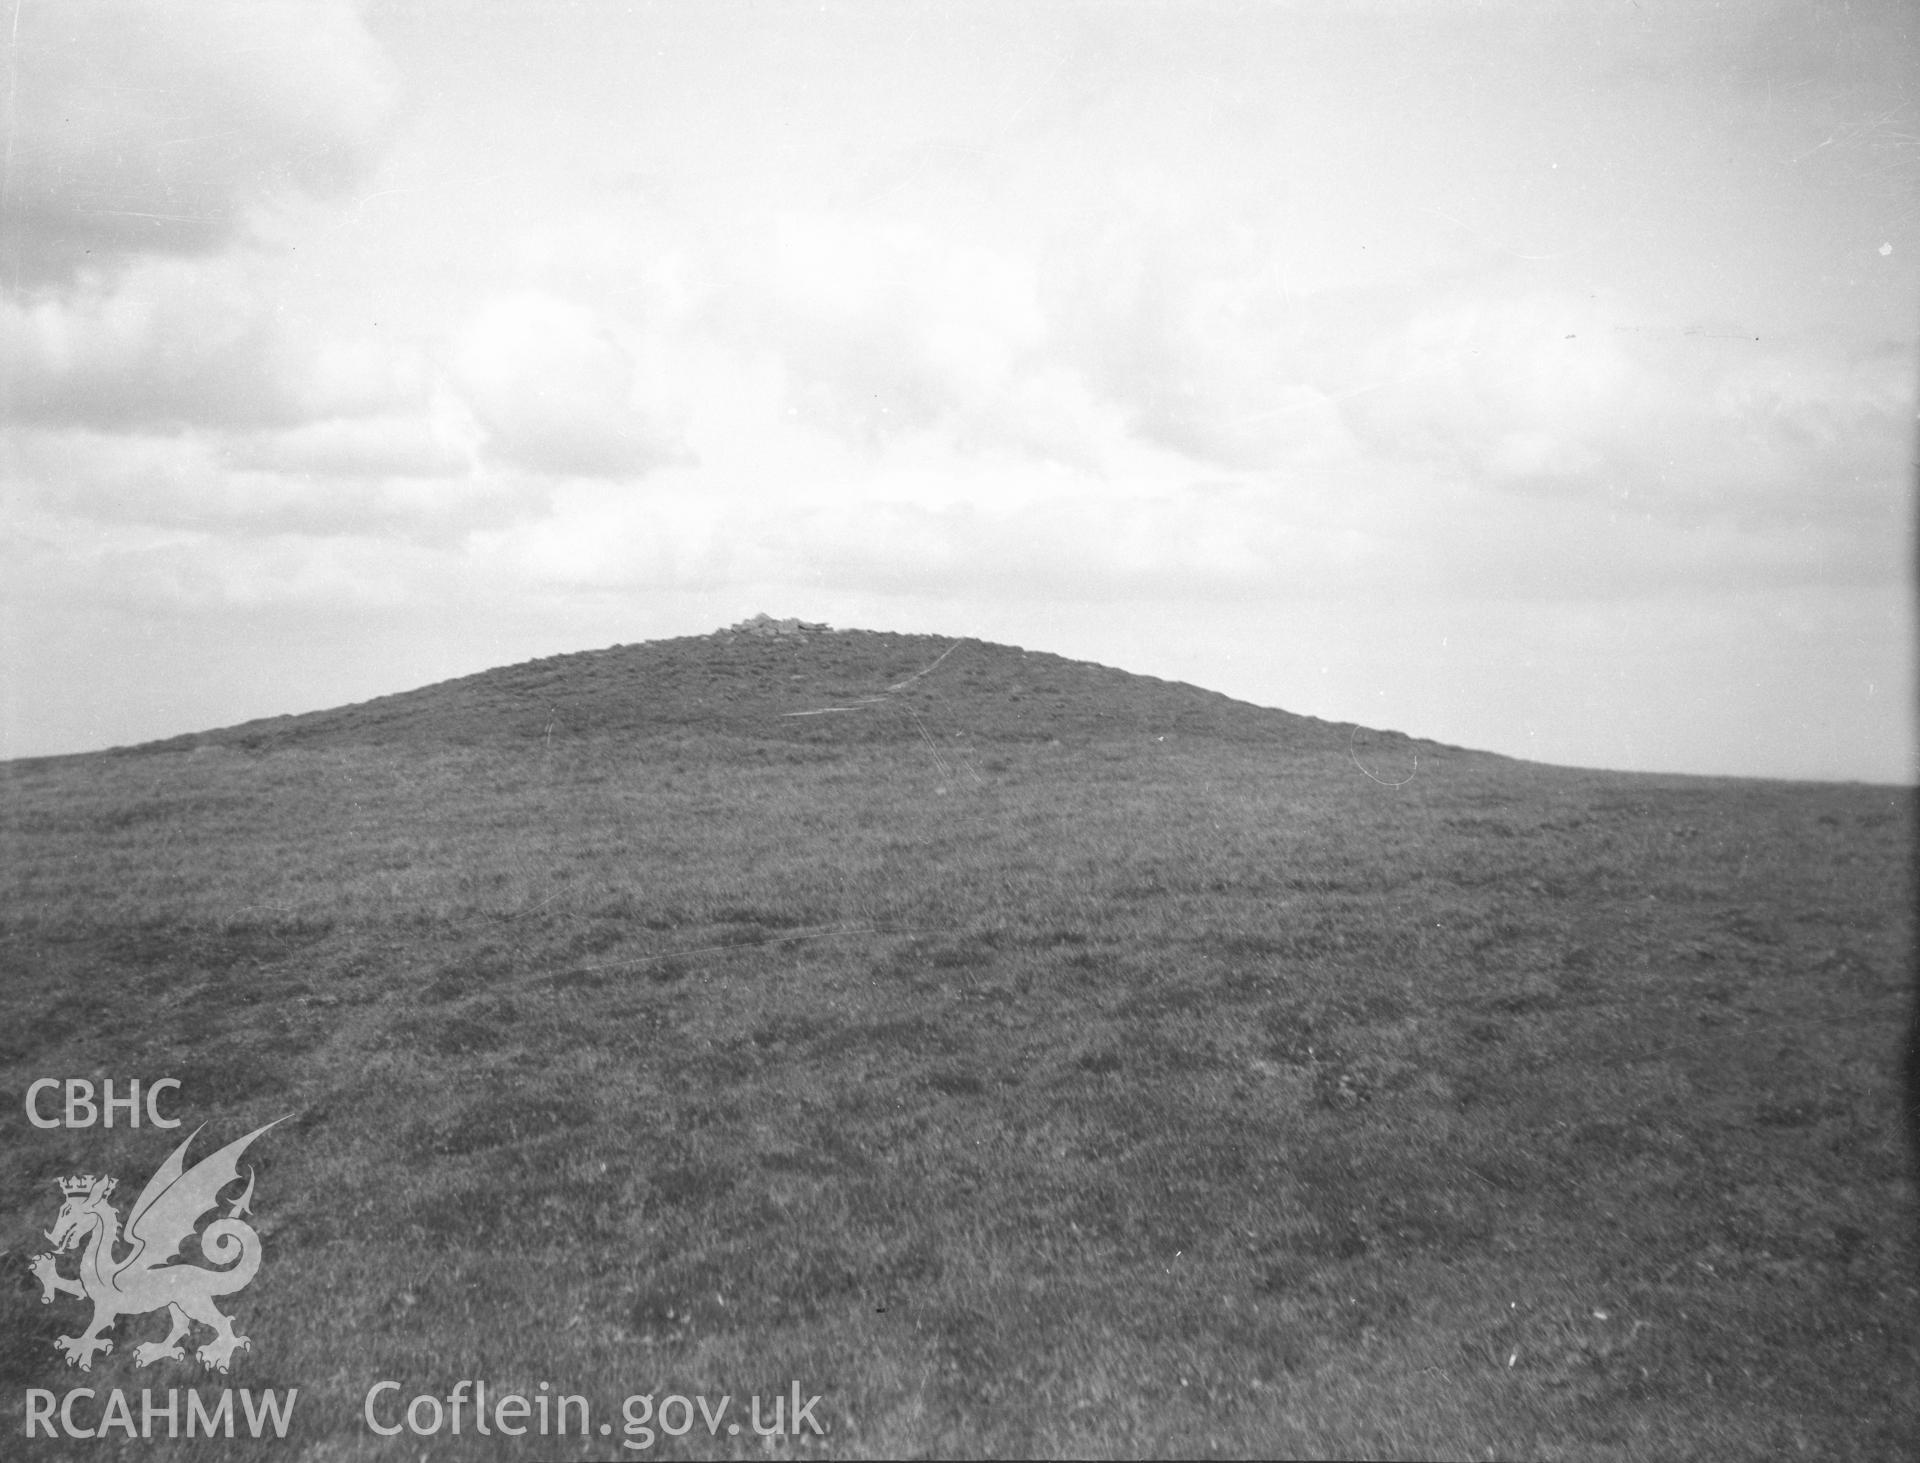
[1,628,1913,1460]
[120,628,1362,753]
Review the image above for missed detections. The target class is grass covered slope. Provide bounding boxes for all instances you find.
[118,629,1359,755]
[1,631,1914,1460]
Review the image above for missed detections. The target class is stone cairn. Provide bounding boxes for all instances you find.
[713,612,832,642]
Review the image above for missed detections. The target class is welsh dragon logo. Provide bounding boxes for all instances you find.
[30,1119,283,1373]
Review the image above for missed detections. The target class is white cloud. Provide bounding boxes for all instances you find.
[1350,290,1635,480]
[1705,339,1915,500]
[1339,289,1914,583]
[220,411,473,481]
[3,422,544,546]
[449,294,685,478]
[2,0,397,283]
[2,262,291,428]
[711,210,1139,467]
[0,258,424,431]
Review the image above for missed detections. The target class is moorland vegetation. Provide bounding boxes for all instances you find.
[1,629,1914,1460]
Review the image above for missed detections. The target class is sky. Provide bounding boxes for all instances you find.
[2,0,1915,782]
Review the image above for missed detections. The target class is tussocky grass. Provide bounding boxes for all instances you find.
[0,630,1913,1460]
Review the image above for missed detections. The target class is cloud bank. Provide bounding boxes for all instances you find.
[2,0,397,282]
[1,2,1912,779]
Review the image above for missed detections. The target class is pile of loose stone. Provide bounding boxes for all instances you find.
[713,613,832,641]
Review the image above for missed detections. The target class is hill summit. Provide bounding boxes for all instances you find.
[120,625,1427,761]
[715,611,833,639]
